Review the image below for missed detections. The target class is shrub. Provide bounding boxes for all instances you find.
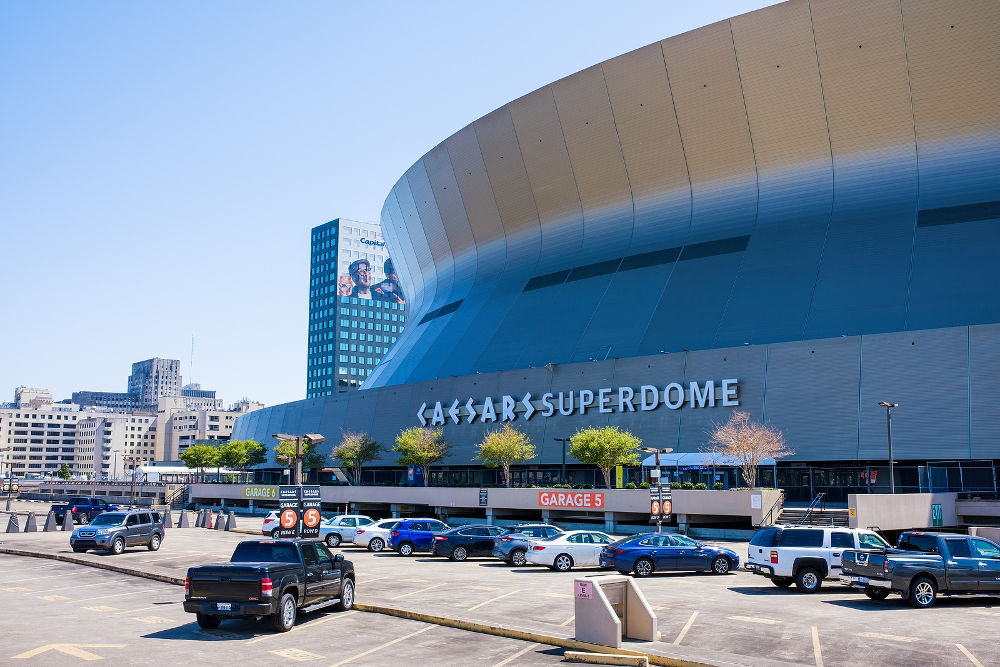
[681,482,694,490]
[694,482,707,490]
[669,482,681,490]
[713,482,724,490]
[639,481,650,489]
[624,482,637,490]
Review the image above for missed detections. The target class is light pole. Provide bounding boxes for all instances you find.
[554,438,572,485]
[272,433,326,487]
[3,456,13,512]
[878,402,899,494]
[124,455,140,507]
[641,447,674,532]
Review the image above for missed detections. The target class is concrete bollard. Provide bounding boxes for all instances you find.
[214,512,227,530]
[225,513,236,531]
[195,510,204,528]
[177,511,190,528]
[43,511,58,532]
[62,511,74,531]
[6,514,20,533]
[24,512,37,532]
[162,509,172,529]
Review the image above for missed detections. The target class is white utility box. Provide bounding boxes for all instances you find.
[574,575,657,648]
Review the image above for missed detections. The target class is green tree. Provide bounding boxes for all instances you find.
[218,440,267,481]
[57,463,71,480]
[275,439,326,484]
[332,432,384,486]
[393,426,449,487]
[568,426,642,489]
[179,443,221,482]
[474,424,536,487]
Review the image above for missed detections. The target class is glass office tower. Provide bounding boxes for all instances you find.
[306,218,406,397]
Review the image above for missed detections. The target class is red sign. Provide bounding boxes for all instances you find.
[538,491,605,509]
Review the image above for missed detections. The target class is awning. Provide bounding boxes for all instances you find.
[640,452,776,468]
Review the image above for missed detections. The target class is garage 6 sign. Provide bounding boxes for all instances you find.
[537,491,604,509]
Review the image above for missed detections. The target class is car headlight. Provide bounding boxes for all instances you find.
[95,528,113,535]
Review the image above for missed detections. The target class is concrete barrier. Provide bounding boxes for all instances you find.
[23,512,37,532]
[225,513,236,531]
[177,511,190,528]
[162,509,172,528]
[43,511,58,532]
[214,512,226,531]
[6,514,20,533]
[61,511,74,531]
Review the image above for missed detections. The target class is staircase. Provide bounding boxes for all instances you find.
[165,484,190,510]
[777,507,850,527]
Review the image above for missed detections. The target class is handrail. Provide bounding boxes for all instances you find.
[797,492,826,525]
[757,492,784,527]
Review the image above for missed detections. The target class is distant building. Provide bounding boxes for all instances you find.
[74,412,157,480]
[0,402,81,477]
[307,218,407,397]
[73,357,220,411]
[14,386,53,409]
[161,408,239,460]
[71,391,137,412]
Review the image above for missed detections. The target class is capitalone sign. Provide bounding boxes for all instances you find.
[416,379,739,426]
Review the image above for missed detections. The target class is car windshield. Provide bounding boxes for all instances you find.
[610,534,643,546]
[89,514,125,526]
[539,533,566,542]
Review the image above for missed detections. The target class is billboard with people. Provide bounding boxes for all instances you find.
[339,257,405,304]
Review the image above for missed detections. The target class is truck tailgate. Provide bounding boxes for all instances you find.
[841,550,889,578]
[187,564,266,601]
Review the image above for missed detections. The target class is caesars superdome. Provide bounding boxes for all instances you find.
[234,0,1000,487]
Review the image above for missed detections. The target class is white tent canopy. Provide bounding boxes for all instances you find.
[640,452,776,468]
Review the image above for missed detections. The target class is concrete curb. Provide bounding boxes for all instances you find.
[565,651,649,666]
[352,604,719,667]
[0,546,185,586]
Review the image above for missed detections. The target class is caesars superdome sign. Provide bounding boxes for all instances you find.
[416,379,739,426]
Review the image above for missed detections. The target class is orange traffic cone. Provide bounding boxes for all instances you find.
[207,509,214,529]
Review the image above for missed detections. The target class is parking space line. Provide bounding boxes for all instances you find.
[673,611,698,646]
[812,626,823,667]
[560,615,575,627]
[34,582,109,595]
[246,610,358,644]
[391,583,445,600]
[85,588,162,601]
[856,632,920,643]
[727,615,780,625]
[956,644,984,667]
[327,625,434,666]
[359,576,389,585]
[468,590,520,611]
[492,642,539,666]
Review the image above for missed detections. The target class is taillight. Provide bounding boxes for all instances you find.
[883,560,892,573]
[532,545,546,551]
[261,577,273,597]
[184,577,190,595]
[433,536,447,541]
[770,550,778,564]
[500,536,512,542]
[356,529,365,535]
[841,554,845,567]
[611,548,624,555]
[391,531,399,537]
[71,507,78,513]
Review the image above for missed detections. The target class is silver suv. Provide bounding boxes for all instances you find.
[745,525,888,592]
[70,510,166,555]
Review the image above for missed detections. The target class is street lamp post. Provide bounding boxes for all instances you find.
[878,402,899,494]
[272,433,326,488]
[3,456,14,512]
[641,447,674,532]
[554,438,572,485]
[124,455,140,507]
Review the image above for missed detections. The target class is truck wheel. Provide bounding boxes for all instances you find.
[711,556,732,575]
[196,613,221,629]
[336,579,355,611]
[368,537,385,552]
[772,577,794,589]
[451,546,469,561]
[397,542,414,556]
[509,549,527,567]
[78,512,89,524]
[148,534,161,551]
[325,533,342,548]
[795,567,821,593]
[633,558,654,577]
[909,577,937,608]
[270,593,297,632]
[865,587,890,600]
[110,536,125,556]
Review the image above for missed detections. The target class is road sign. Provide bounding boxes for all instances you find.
[661,489,672,518]
[276,486,300,538]
[300,485,322,538]
[479,488,488,507]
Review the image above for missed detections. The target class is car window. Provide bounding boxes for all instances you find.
[545,527,562,537]
[946,538,972,558]
[151,512,161,523]
[777,529,824,548]
[316,545,334,565]
[859,533,889,549]
[340,518,356,527]
[430,522,447,531]
[831,532,854,548]
[593,534,612,544]
[94,499,106,507]
[126,515,139,527]
[302,543,319,566]
[487,526,503,536]
[522,527,543,537]
[139,513,152,525]
[971,538,1000,559]
[750,527,780,547]
[567,534,582,543]
[90,514,125,526]
[458,527,476,536]
[898,534,939,553]
[670,535,698,547]
[358,517,374,526]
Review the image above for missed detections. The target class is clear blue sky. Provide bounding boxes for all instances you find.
[0,1,775,408]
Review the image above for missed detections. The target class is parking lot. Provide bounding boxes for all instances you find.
[1,504,998,666]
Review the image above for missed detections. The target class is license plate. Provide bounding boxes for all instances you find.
[216,602,232,611]
[853,576,868,584]
[746,564,759,571]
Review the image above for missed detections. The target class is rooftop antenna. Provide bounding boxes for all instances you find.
[189,334,195,384]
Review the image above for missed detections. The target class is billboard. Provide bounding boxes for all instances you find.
[339,256,405,304]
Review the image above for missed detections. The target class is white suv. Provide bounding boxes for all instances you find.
[745,525,889,592]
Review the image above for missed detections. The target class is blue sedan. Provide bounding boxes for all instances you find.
[600,533,740,577]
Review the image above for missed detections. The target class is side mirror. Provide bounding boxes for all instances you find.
[334,553,344,563]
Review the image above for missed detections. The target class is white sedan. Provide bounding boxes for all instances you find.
[317,514,375,547]
[524,530,615,571]
[353,518,401,552]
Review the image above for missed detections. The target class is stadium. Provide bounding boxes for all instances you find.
[234,0,1000,502]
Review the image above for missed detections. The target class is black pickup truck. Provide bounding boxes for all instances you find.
[51,496,117,524]
[184,539,355,632]
[840,531,1000,607]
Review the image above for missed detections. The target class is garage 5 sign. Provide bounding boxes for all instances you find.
[538,491,605,509]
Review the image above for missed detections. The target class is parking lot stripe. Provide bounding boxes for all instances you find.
[673,611,698,646]
[391,583,446,600]
[246,610,358,644]
[560,615,575,627]
[492,642,539,666]
[856,632,920,643]
[812,626,823,667]
[84,588,161,601]
[956,644,984,667]
[327,625,434,666]
[468,590,520,611]
[33,581,109,595]
[727,615,780,625]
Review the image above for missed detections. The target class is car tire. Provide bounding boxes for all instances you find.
[110,536,125,556]
[865,587,890,600]
[711,556,731,575]
[553,554,573,572]
[148,534,162,551]
[269,528,279,538]
[772,577,794,589]
[451,546,469,561]
[368,537,385,552]
[326,533,342,548]
[509,549,527,567]
[270,593,297,632]
[633,557,654,577]
[795,567,822,593]
[336,579,355,611]
[196,613,221,629]
[908,576,937,608]
[398,542,414,557]
[78,512,89,525]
